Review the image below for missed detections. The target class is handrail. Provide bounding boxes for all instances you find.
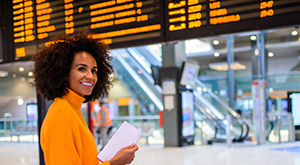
[112,52,163,110]
[196,79,238,117]
[126,48,152,74]
[232,118,244,142]
[0,117,28,122]
[241,122,250,141]
[195,79,252,139]
[3,113,13,140]
[266,120,273,140]
[194,86,246,142]
[194,101,218,143]
[195,118,217,144]
[111,115,160,120]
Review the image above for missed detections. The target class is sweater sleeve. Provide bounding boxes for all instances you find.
[102,160,110,165]
[41,108,83,165]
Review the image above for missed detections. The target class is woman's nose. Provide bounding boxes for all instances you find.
[85,70,94,79]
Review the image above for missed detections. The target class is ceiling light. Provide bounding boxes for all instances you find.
[214,52,220,57]
[268,52,274,57]
[28,71,33,76]
[291,30,298,36]
[209,62,246,71]
[18,98,24,105]
[213,40,219,45]
[19,67,24,72]
[12,74,17,78]
[250,35,256,41]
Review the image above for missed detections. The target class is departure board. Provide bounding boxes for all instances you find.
[166,0,300,41]
[12,0,164,59]
[10,0,300,60]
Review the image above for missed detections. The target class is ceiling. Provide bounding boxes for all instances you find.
[187,26,300,65]
[0,60,34,78]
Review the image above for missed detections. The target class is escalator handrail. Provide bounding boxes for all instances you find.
[195,79,253,129]
[122,49,163,97]
[126,48,152,74]
[240,120,250,141]
[266,119,273,141]
[194,118,218,144]
[232,119,244,142]
[136,47,162,67]
[112,52,163,110]
[195,91,246,142]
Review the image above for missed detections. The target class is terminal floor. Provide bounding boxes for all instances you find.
[1,140,300,165]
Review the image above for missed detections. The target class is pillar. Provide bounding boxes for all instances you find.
[227,35,235,108]
[160,41,189,147]
[129,97,135,124]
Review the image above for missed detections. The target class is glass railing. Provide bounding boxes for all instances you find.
[266,112,295,143]
[200,71,300,104]
[0,117,38,142]
[110,49,163,113]
[194,79,252,142]
[267,71,300,90]
[194,103,218,144]
[197,71,300,143]
[110,115,163,144]
[129,46,162,67]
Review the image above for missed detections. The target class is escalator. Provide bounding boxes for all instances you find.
[193,79,253,143]
[110,49,163,114]
[111,46,253,144]
[127,46,162,67]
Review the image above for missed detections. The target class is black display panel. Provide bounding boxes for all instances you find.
[12,0,165,60]
[10,0,300,61]
[165,0,300,41]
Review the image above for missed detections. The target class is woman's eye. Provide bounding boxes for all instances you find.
[78,67,86,71]
[92,70,98,74]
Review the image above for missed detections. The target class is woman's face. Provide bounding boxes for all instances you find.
[69,51,98,97]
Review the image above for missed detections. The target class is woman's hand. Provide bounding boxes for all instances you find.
[109,143,139,165]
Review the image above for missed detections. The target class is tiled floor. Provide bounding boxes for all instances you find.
[1,139,300,165]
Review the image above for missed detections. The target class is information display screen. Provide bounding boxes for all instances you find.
[180,61,200,86]
[181,90,194,137]
[165,0,300,41]
[288,92,300,128]
[10,0,300,60]
[12,0,164,59]
[26,103,38,125]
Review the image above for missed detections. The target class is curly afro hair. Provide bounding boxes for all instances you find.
[32,29,114,102]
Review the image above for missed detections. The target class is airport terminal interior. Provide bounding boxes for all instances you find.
[1,0,300,165]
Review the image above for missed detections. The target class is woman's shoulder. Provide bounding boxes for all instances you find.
[52,97,71,107]
[47,98,74,117]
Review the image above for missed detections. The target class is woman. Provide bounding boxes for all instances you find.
[32,30,138,165]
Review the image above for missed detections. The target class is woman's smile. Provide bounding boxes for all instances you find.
[69,51,98,97]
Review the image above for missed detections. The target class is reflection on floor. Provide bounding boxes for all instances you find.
[1,136,300,165]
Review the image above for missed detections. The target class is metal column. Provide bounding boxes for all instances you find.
[227,35,234,108]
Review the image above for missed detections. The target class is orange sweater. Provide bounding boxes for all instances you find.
[41,89,110,165]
